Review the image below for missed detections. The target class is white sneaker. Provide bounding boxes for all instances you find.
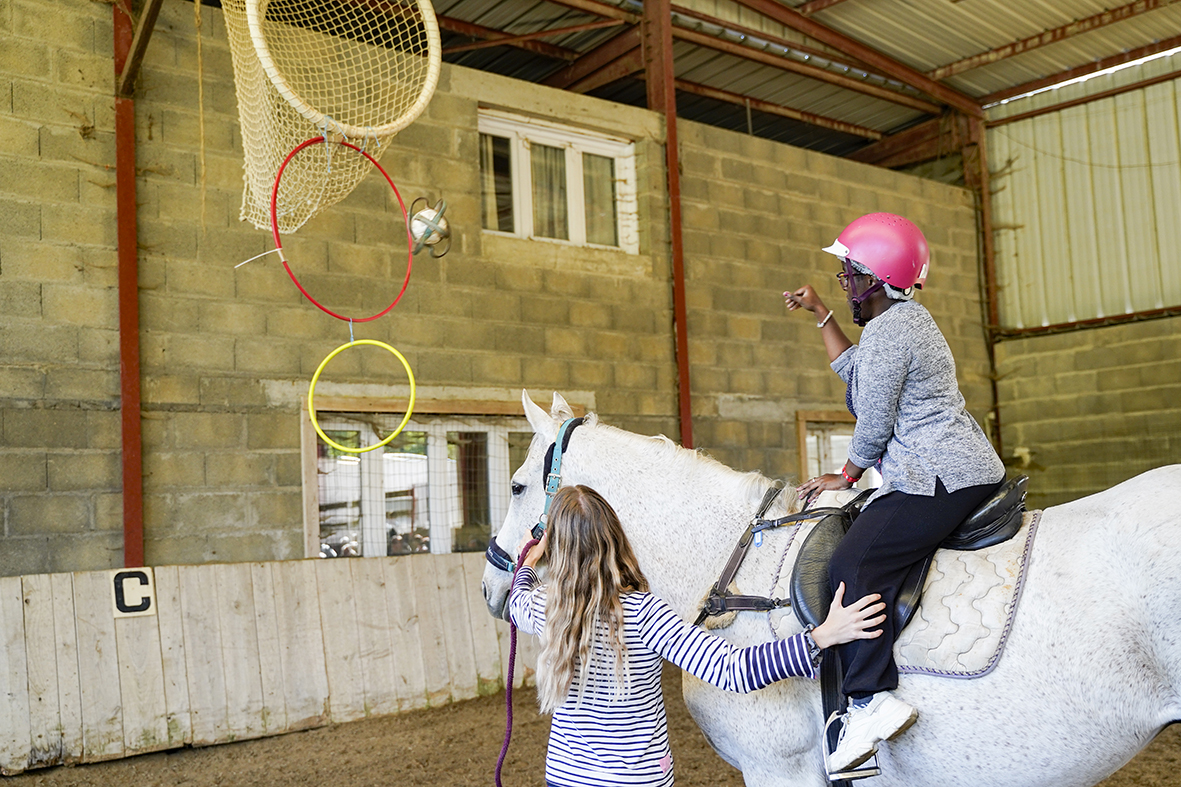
[828,693,918,772]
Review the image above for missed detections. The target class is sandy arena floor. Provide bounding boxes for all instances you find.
[8,665,1180,787]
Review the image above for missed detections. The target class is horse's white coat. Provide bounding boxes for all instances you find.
[482,392,1181,787]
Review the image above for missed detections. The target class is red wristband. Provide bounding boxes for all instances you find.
[841,466,859,485]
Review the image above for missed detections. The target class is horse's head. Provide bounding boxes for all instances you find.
[481,390,578,620]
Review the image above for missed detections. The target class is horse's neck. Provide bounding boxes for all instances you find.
[582,435,785,619]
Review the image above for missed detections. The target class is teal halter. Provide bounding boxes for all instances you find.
[483,416,584,573]
[532,417,584,540]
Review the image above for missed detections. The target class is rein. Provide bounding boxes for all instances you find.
[694,484,853,627]
[495,538,539,787]
[491,417,583,787]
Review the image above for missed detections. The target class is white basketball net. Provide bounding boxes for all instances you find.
[222,0,441,232]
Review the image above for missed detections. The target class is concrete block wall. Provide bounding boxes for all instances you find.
[1,0,1032,577]
[0,0,678,575]
[677,121,992,478]
[995,318,1181,509]
[130,3,680,566]
[0,0,124,576]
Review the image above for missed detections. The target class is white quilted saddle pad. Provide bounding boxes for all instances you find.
[767,510,1041,679]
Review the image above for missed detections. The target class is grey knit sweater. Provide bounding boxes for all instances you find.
[832,300,1004,504]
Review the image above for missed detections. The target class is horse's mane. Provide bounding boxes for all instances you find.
[586,413,801,517]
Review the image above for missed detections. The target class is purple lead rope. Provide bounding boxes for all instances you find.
[495,538,539,787]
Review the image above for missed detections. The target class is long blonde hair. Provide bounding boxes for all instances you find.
[535,485,649,713]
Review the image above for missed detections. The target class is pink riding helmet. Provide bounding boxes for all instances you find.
[821,213,930,290]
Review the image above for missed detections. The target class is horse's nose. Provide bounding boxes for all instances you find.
[482,580,489,601]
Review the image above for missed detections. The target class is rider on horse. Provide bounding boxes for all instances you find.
[785,213,1006,772]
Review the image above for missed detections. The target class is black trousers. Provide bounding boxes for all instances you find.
[829,477,1003,699]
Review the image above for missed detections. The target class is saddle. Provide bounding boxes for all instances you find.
[796,475,1028,784]
[792,475,1029,633]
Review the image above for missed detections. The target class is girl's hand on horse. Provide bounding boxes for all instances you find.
[796,472,851,499]
[811,582,886,649]
[784,285,826,316]
[518,528,549,569]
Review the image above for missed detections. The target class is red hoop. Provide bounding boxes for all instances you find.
[269,137,413,323]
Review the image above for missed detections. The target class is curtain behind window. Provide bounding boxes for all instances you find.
[531,143,568,240]
[480,134,513,232]
[583,152,617,246]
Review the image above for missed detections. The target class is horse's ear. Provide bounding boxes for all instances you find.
[522,390,558,440]
[550,392,575,420]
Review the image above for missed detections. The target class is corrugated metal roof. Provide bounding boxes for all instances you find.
[799,0,1181,99]
[437,0,1181,155]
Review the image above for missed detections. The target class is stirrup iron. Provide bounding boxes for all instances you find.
[823,711,881,783]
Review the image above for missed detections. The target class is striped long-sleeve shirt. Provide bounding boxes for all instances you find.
[509,566,817,787]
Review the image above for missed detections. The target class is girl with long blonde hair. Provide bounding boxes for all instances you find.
[510,485,885,787]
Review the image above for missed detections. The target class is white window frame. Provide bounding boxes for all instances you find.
[479,110,640,254]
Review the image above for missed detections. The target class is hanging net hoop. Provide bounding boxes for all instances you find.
[309,340,417,454]
[222,0,441,232]
[271,137,413,323]
[245,0,440,141]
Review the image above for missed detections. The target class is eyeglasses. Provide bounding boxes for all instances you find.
[836,272,849,290]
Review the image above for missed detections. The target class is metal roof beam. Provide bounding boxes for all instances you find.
[988,65,1181,126]
[569,45,645,92]
[535,0,946,113]
[673,27,941,114]
[672,78,883,139]
[729,0,983,116]
[543,26,641,87]
[115,0,165,97]
[981,32,1181,105]
[847,113,968,167]
[539,0,641,24]
[929,0,1172,80]
[669,4,876,74]
[442,19,623,55]
[797,0,852,15]
[437,14,579,60]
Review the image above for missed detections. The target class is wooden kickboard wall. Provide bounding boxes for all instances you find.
[0,553,537,775]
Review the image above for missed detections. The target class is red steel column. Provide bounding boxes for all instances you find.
[114,3,145,567]
[643,0,693,448]
[965,116,1003,457]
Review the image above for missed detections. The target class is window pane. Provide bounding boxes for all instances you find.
[583,153,618,247]
[318,430,362,558]
[383,431,431,555]
[480,133,513,232]
[531,143,568,240]
[448,431,491,552]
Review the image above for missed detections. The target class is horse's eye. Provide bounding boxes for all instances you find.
[511,482,525,497]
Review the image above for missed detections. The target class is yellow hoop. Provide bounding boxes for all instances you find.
[308,340,416,454]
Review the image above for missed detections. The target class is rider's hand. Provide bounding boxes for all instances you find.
[796,472,852,500]
[518,528,549,569]
[811,582,886,649]
[784,285,827,317]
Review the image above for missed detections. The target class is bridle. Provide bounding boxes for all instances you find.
[484,417,584,574]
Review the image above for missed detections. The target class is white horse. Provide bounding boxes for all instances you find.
[482,392,1181,787]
